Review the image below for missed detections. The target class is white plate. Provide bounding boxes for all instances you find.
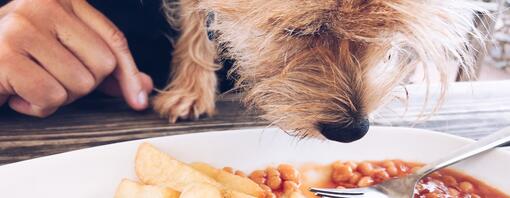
[0,126,509,197]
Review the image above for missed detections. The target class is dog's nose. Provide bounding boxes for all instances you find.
[317,118,370,143]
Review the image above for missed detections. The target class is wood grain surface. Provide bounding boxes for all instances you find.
[1,81,509,165]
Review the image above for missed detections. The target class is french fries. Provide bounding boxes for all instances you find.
[135,143,221,191]
[191,162,264,197]
[115,143,260,198]
[179,183,222,198]
[114,179,180,198]
[189,162,218,178]
[222,189,260,198]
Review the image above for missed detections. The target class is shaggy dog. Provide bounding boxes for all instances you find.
[153,0,488,143]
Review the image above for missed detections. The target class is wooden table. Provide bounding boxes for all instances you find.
[1,81,510,165]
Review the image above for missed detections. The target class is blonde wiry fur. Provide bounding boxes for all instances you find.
[154,0,219,123]
[157,0,488,139]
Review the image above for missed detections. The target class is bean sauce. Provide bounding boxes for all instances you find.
[233,160,509,198]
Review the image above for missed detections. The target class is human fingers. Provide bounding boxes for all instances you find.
[72,1,152,110]
[4,56,67,117]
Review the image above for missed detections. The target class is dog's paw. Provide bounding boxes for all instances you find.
[153,88,216,123]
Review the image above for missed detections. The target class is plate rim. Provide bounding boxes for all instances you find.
[2,126,508,168]
[1,126,510,196]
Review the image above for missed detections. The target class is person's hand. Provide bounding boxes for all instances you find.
[0,0,153,117]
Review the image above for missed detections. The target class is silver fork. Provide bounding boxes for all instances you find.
[310,126,510,198]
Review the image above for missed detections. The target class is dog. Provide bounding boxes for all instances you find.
[153,0,488,143]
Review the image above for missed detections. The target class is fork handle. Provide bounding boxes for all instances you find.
[415,126,510,178]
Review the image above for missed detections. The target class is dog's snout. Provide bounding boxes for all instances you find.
[318,118,370,143]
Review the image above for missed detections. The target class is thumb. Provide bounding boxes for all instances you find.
[71,1,150,110]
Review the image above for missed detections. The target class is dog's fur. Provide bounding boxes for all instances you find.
[154,0,487,138]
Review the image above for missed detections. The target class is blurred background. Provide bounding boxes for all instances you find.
[476,0,510,80]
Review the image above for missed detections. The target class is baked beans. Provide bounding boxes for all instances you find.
[242,165,303,197]
[222,166,234,174]
[240,160,509,198]
[249,169,268,185]
[234,170,246,177]
[278,164,299,183]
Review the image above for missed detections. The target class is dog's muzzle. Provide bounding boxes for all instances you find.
[318,118,370,143]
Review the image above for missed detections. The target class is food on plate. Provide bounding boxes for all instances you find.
[252,160,509,198]
[116,143,257,198]
[115,143,509,198]
[190,162,264,197]
[178,182,256,198]
[135,143,221,191]
[247,165,304,198]
[179,183,222,198]
[114,179,179,198]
